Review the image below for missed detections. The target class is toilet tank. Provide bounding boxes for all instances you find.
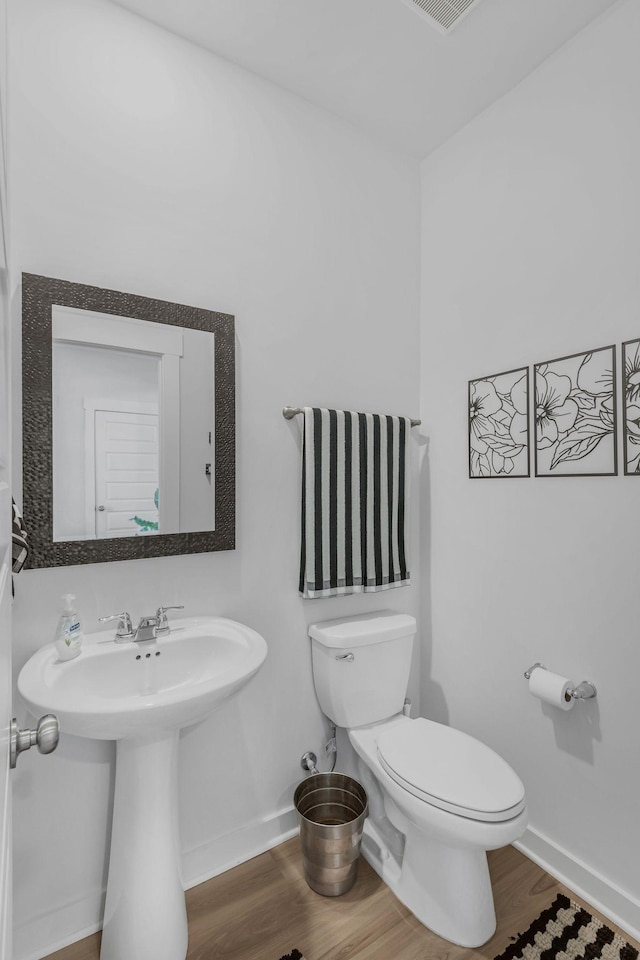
[309,611,416,728]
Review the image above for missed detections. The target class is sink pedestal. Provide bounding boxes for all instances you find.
[101,731,188,960]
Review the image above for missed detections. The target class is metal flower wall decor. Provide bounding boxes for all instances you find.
[467,343,628,480]
[468,368,530,478]
[622,338,640,474]
[534,346,617,477]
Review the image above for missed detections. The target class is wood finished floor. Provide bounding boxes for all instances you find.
[43,838,639,960]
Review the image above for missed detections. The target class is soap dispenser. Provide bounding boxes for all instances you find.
[54,594,83,661]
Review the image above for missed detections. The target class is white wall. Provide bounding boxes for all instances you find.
[0,2,12,957]
[420,0,640,936]
[8,2,421,957]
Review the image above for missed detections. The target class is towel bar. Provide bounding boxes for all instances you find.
[282,406,421,427]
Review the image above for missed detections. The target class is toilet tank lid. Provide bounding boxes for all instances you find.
[309,611,416,648]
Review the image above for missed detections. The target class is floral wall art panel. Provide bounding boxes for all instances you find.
[534,346,617,477]
[622,338,640,475]
[468,368,529,478]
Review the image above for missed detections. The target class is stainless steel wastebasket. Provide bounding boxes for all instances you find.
[294,772,368,896]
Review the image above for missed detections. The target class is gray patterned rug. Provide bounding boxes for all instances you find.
[495,894,638,960]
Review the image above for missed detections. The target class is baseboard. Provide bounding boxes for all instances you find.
[515,827,640,943]
[182,804,299,889]
[13,806,299,960]
[13,890,104,960]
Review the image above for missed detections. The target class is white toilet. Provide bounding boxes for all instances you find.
[309,610,528,948]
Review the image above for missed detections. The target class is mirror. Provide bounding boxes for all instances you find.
[22,273,235,567]
[52,308,216,541]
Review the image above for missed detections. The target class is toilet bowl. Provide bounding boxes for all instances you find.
[350,714,527,946]
[309,611,528,948]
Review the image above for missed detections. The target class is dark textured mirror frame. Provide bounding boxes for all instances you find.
[22,273,235,568]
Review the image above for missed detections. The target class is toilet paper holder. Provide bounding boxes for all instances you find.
[524,663,597,700]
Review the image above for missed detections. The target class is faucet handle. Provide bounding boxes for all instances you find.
[155,605,184,635]
[98,612,134,642]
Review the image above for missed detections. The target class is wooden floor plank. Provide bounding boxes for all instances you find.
[40,838,639,960]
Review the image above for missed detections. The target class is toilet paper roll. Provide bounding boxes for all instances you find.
[528,669,574,711]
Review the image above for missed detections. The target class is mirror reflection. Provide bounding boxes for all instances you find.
[52,307,215,542]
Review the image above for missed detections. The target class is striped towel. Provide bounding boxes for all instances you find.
[299,408,411,599]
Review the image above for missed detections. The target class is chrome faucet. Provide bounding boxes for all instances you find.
[99,606,184,643]
[134,616,160,643]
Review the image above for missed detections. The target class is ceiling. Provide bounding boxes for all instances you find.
[113,0,620,158]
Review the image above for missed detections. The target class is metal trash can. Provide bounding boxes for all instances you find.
[294,772,368,896]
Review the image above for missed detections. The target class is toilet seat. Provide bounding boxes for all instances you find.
[377,718,526,823]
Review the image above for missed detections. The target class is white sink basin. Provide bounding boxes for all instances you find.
[18,616,267,740]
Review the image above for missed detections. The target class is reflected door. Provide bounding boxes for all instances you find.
[94,409,159,538]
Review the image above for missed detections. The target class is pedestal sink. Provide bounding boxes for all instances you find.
[18,616,268,960]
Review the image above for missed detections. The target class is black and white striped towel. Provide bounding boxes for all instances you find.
[299,407,411,599]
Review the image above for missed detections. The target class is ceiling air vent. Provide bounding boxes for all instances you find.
[401,0,484,34]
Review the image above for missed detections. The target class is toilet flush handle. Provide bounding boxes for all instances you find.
[335,653,354,662]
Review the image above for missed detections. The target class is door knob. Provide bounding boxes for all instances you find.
[10,715,60,769]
